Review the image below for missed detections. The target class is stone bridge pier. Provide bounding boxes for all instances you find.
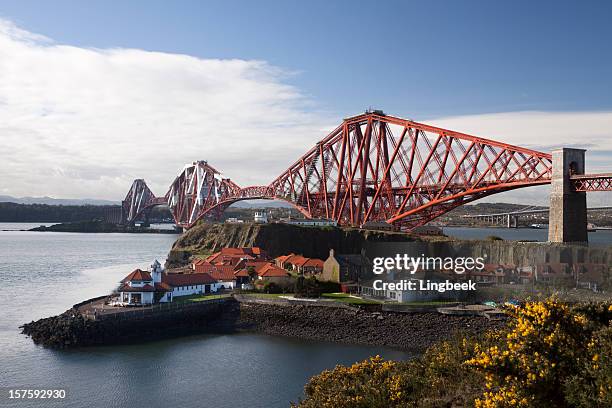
[548,148,588,243]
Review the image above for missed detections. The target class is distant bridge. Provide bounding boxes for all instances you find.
[463,206,612,228]
[121,111,612,242]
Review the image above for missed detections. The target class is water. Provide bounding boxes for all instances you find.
[443,226,612,246]
[0,224,411,408]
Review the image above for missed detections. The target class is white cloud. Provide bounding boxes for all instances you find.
[426,112,612,206]
[0,19,334,199]
[0,19,609,207]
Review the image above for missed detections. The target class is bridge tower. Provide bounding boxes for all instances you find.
[548,148,588,243]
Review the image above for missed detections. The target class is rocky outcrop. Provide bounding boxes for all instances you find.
[21,299,235,348]
[167,223,420,268]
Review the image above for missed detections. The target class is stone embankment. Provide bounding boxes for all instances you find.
[235,300,503,351]
[22,295,503,351]
[21,297,234,348]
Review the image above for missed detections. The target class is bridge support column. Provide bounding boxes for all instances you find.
[548,148,587,243]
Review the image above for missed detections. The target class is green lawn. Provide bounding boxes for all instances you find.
[172,293,231,303]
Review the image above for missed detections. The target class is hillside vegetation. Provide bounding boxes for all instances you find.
[166,222,419,267]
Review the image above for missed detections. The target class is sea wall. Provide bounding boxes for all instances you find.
[21,297,235,348]
[21,296,501,350]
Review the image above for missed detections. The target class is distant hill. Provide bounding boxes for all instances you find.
[230,200,293,209]
[0,195,119,206]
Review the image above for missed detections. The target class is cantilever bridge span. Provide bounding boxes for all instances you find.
[122,111,611,232]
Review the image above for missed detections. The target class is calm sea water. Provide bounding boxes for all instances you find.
[443,226,612,246]
[0,224,410,408]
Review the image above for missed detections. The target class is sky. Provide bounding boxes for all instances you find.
[0,0,611,205]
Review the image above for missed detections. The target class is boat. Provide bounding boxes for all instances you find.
[529,223,548,229]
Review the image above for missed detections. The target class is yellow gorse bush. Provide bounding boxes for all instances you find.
[465,298,610,407]
[295,299,611,408]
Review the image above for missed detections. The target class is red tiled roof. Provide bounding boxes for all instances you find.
[162,272,217,286]
[258,264,290,278]
[155,282,172,292]
[119,283,156,292]
[234,268,249,277]
[121,269,152,283]
[193,263,238,278]
[275,254,293,263]
[246,260,272,273]
[208,265,238,281]
[303,258,324,268]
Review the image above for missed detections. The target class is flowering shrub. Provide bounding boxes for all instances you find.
[294,300,611,408]
[466,299,611,407]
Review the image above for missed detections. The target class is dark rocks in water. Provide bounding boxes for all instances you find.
[21,300,237,348]
[29,220,178,234]
[21,309,91,348]
[21,299,502,351]
[236,302,503,351]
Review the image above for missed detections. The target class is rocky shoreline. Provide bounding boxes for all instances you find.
[29,220,179,234]
[236,302,503,351]
[22,298,504,351]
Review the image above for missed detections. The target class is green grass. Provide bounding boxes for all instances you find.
[172,293,231,303]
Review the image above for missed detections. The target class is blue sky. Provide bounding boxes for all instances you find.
[2,0,612,118]
[0,0,610,205]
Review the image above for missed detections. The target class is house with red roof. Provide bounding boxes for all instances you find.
[202,247,268,267]
[117,260,223,305]
[274,253,324,276]
[256,263,292,285]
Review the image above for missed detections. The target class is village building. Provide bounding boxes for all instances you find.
[254,211,268,223]
[535,263,575,286]
[199,247,268,267]
[301,258,324,275]
[118,268,158,306]
[321,249,371,285]
[256,263,293,285]
[274,254,324,276]
[574,263,608,291]
[117,260,222,306]
[516,266,535,284]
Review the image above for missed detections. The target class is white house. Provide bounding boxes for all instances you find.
[117,260,223,306]
[118,268,157,306]
[254,211,268,223]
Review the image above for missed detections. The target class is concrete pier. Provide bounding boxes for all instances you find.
[548,148,588,243]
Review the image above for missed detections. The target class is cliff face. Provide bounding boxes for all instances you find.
[166,223,419,267]
[166,222,612,270]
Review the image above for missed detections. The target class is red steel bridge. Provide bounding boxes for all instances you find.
[122,111,612,230]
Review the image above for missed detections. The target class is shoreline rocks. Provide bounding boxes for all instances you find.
[22,299,503,351]
[236,302,503,351]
